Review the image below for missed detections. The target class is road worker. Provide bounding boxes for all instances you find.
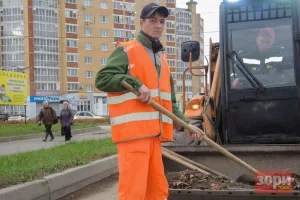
[95,2,205,200]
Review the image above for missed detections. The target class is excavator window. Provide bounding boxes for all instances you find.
[226,1,295,90]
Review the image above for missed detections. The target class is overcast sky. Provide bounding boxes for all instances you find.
[176,0,223,64]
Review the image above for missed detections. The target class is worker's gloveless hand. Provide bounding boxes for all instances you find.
[184,124,206,141]
[138,84,152,104]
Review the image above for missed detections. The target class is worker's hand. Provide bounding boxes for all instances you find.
[138,84,152,104]
[232,78,241,89]
[184,124,206,141]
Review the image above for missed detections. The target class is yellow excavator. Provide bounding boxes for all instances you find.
[176,0,300,146]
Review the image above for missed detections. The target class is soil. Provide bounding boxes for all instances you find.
[166,170,300,191]
[166,170,254,190]
[292,173,300,190]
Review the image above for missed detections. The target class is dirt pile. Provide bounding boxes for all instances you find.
[166,170,300,191]
[166,170,254,190]
[292,173,300,190]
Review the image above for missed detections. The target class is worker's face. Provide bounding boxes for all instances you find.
[140,13,165,39]
[257,33,275,54]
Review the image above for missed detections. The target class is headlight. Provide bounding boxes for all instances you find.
[192,104,200,110]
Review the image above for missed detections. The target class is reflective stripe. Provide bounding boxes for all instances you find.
[107,89,159,104]
[265,57,283,63]
[160,92,171,101]
[110,111,159,125]
[243,58,260,65]
[162,114,173,124]
[108,90,171,104]
[110,112,173,125]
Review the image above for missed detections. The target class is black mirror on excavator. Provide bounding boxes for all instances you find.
[181,41,200,62]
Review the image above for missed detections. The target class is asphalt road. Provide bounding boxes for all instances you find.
[0,126,112,155]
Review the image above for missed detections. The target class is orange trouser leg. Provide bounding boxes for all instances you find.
[145,137,169,200]
[117,137,169,200]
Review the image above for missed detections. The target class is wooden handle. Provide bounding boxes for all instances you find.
[162,149,210,175]
[162,147,231,180]
[121,81,259,175]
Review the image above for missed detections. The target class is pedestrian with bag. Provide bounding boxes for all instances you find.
[60,101,74,141]
[37,101,57,142]
[95,3,205,200]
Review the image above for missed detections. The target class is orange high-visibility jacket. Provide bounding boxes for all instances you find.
[107,40,174,143]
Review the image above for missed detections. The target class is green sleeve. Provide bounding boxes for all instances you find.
[95,47,143,92]
[170,76,189,124]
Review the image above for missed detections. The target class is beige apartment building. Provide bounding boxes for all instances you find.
[0,0,203,117]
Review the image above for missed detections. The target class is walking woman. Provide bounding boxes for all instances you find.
[60,101,74,141]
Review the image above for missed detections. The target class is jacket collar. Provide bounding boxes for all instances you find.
[136,31,165,52]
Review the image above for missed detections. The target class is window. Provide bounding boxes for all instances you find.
[65,9,76,18]
[84,28,92,36]
[166,21,175,29]
[100,30,108,37]
[114,29,124,38]
[85,71,93,78]
[34,38,59,52]
[67,68,78,77]
[167,47,176,55]
[84,13,92,22]
[33,8,58,23]
[100,16,108,23]
[168,8,175,16]
[85,56,93,64]
[67,53,78,62]
[34,53,59,67]
[101,44,108,51]
[68,83,78,91]
[84,42,92,50]
[167,0,175,3]
[83,0,91,7]
[113,42,117,49]
[65,0,76,3]
[36,83,58,91]
[156,0,160,3]
[114,1,123,10]
[34,68,59,82]
[167,59,176,67]
[114,15,123,24]
[86,85,93,92]
[34,23,58,38]
[167,34,175,42]
[100,2,108,9]
[66,39,78,48]
[101,57,107,65]
[66,24,77,33]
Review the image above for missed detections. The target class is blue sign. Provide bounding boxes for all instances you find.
[30,96,60,103]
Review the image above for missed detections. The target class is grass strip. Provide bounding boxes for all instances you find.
[0,138,117,188]
[0,123,107,138]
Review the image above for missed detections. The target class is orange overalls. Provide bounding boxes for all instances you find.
[107,40,173,200]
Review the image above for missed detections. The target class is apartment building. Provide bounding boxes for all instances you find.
[0,0,203,116]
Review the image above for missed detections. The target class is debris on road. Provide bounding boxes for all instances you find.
[166,170,300,191]
[166,170,254,190]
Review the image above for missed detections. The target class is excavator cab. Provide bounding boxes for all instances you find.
[181,0,300,144]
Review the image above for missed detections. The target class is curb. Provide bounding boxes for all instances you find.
[0,155,118,200]
[0,127,107,143]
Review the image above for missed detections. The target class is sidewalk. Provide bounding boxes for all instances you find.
[0,126,112,156]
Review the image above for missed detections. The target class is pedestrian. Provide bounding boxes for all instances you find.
[60,101,74,141]
[37,101,57,142]
[95,2,205,200]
